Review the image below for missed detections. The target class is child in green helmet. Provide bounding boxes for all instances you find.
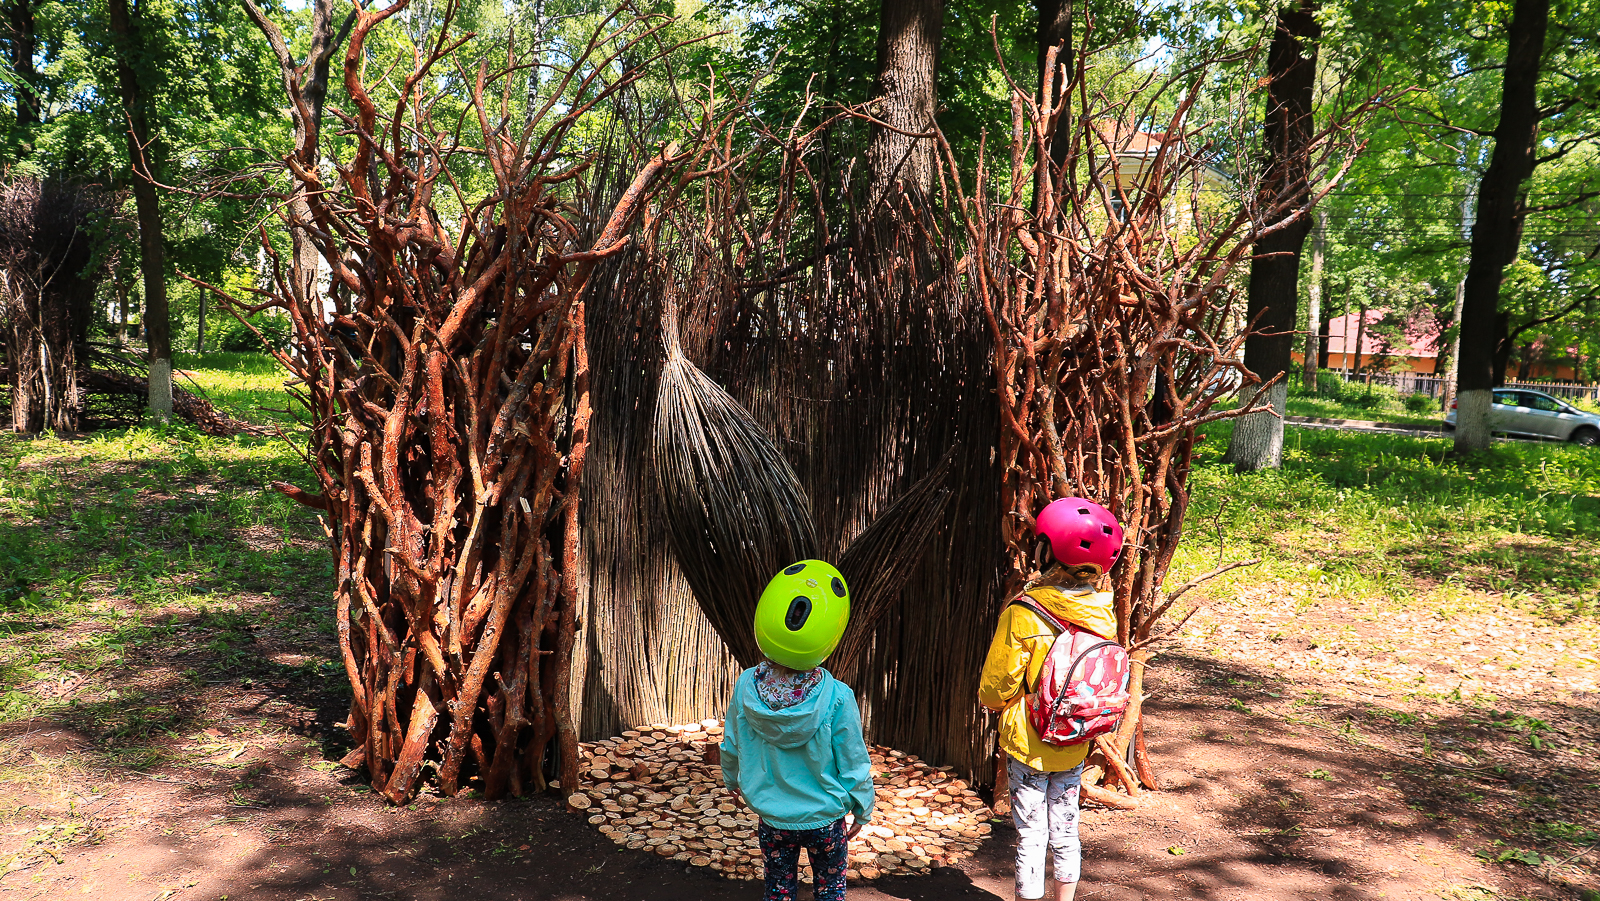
[720,560,875,901]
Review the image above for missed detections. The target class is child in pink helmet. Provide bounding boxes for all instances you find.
[978,497,1123,901]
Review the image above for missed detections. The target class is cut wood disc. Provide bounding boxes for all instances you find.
[566,722,993,880]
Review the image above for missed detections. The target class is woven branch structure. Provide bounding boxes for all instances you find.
[0,178,110,435]
[227,2,696,803]
[948,46,1379,796]
[230,4,1383,802]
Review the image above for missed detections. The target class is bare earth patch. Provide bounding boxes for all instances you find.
[2,577,1596,900]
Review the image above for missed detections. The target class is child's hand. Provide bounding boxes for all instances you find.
[845,820,863,841]
[730,788,745,808]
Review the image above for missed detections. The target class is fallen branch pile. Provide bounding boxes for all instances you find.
[207,1,695,803]
[950,41,1382,803]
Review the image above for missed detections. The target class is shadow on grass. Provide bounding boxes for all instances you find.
[0,429,349,776]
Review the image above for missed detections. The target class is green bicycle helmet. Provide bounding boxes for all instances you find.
[754,560,851,671]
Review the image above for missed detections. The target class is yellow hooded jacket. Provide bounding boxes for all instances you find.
[977,585,1118,772]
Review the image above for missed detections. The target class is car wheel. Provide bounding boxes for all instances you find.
[1572,427,1600,447]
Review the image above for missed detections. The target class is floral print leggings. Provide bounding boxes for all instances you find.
[758,818,849,901]
[1007,755,1083,899]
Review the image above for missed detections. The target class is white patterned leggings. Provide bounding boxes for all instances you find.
[1007,755,1083,899]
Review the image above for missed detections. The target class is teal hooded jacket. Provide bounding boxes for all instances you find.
[719,667,876,831]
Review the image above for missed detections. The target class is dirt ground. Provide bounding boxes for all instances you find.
[3,579,1597,901]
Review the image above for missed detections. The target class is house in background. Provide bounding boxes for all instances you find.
[1294,309,1444,373]
[1292,308,1583,381]
[1099,123,1231,226]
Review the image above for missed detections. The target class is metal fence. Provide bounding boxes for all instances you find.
[1324,369,1600,403]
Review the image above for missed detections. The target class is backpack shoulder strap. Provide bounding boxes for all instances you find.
[1006,595,1068,635]
[1004,596,1071,694]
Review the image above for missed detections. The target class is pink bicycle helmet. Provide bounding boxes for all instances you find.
[1035,497,1124,575]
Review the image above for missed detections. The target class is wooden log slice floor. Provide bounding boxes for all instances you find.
[565,720,995,883]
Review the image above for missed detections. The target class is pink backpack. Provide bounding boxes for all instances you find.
[1008,596,1131,746]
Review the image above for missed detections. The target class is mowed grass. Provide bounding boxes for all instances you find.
[174,350,301,426]
[0,356,336,765]
[1173,419,1600,622]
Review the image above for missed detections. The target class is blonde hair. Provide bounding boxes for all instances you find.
[1037,562,1102,592]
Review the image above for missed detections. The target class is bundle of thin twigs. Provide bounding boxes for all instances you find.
[650,311,820,666]
[0,178,111,435]
[578,105,1005,776]
[946,42,1383,803]
[192,1,700,803]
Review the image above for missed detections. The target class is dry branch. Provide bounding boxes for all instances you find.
[211,1,693,803]
[946,39,1380,798]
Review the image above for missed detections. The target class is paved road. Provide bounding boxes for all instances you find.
[1284,415,1551,444]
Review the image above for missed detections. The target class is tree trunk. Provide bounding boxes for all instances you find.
[1225,382,1288,472]
[866,0,943,206]
[1441,274,1466,408]
[107,0,171,419]
[196,284,206,354]
[241,0,352,318]
[1454,0,1547,452]
[1316,307,1330,369]
[117,279,128,347]
[1302,208,1325,391]
[1353,302,1368,375]
[1036,0,1072,191]
[1224,0,1319,472]
[1439,180,1476,410]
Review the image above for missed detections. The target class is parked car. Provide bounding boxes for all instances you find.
[1446,388,1600,445]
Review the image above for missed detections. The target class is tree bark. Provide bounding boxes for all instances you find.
[1224,0,1319,472]
[1316,307,1330,369]
[1353,301,1368,375]
[1454,0,1547,452]
[1441,274,1466,407]
[107,0,171,419]
[1037,0,1072,178]
[241,0,353,316]
[1302,208,1325,391]
[1439,181,1476,410]
[866,0,943,206]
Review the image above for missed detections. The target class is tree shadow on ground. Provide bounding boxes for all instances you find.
[1134,649,1599,900]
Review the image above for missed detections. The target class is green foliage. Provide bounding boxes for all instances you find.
[1403,391,1439,415]
[1304,0,1600,382]
[211,312,291,353]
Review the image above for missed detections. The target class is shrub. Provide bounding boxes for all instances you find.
[214,313,291,352]
[1403,391,1438,414]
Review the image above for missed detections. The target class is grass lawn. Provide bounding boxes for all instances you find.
[1173,418,1600,622]
[173,350,303,427]
[0,357,328,763]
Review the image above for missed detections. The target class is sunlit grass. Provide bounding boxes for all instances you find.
[173,351,299,427]
[0,416,330,759]
[1172,419,1600,621]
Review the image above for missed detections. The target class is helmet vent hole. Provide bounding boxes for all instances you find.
[1078,507,1091,515]
[785,597,812,631]
[831,577,846,598]
[1102,525,1113,535]
[1079,539,1093,549]
[783,563,806,575]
